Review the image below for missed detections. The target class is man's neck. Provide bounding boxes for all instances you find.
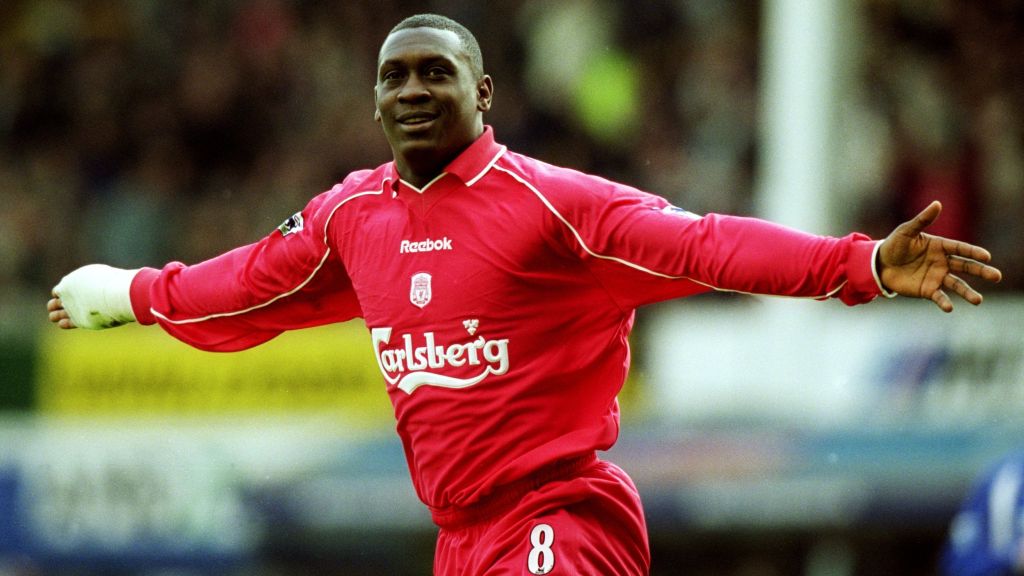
[397,165,444,189]
[395,146,465,188]
[391,123,486,188]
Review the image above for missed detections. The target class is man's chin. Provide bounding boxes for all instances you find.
[394,138,442,160]
[385,125,436,152]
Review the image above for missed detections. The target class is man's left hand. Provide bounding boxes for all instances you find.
[878,200,1003,312]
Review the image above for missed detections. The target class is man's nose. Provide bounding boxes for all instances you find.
[398,74,430,102]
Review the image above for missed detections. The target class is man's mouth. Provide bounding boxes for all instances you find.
[397,112,439,126]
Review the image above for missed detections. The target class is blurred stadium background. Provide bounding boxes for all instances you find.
[1,0,1023,574]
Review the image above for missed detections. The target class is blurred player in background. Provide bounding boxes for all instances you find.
[943,450,1024,575]
[46,13,1002,576]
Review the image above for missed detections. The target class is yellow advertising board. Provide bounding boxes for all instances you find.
[36,321,393,425]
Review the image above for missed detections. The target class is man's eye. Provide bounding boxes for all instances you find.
[426,67,449,78]
[382,70,403,82]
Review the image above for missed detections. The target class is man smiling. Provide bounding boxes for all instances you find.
[49,13,1001,575]
[375,21,492,189]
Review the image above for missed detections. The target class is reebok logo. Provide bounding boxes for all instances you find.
[400,237,453,254]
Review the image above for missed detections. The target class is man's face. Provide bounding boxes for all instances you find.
[375,27,492,181]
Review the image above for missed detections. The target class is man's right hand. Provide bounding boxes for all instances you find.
[48,264,140,330]
[46,294,77,329]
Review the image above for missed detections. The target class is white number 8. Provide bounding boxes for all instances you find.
[527,523,555,574]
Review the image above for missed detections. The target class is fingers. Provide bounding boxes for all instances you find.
[943,273,983,306]
[947,255,1003,283]
[930,288,953,313]
[923,256,999,313]
[46,297,77,329]
[899,200,943,237]
[47,307,68,324]
[942,237,994,263]
[929,272,987,313]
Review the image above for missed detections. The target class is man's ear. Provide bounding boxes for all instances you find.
[477,75,493,112]
[373,86,382,122]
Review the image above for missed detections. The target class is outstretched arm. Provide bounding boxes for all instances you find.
[46,188,363,350]
[878,201,1002,312]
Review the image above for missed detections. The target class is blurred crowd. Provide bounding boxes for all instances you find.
[1,0,1021,323]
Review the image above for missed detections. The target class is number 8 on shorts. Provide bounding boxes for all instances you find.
[527,523,555,574]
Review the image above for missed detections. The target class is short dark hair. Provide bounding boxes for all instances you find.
[386,14,484,79]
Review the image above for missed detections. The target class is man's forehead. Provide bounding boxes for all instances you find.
[378,27,465,66]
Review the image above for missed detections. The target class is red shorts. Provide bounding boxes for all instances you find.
[432,455,650,575]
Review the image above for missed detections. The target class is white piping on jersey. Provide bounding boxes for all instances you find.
[152,182,390,325]
[493,164,848,301]
[465,146,507,186]
[396,145,507,192]
[400,172,447,194]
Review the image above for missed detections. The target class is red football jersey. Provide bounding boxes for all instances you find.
[130,127,884,522]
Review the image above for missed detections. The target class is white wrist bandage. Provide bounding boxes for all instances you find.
[53,264,140,330]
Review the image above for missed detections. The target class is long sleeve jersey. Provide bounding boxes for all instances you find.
[129,127,886,523]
